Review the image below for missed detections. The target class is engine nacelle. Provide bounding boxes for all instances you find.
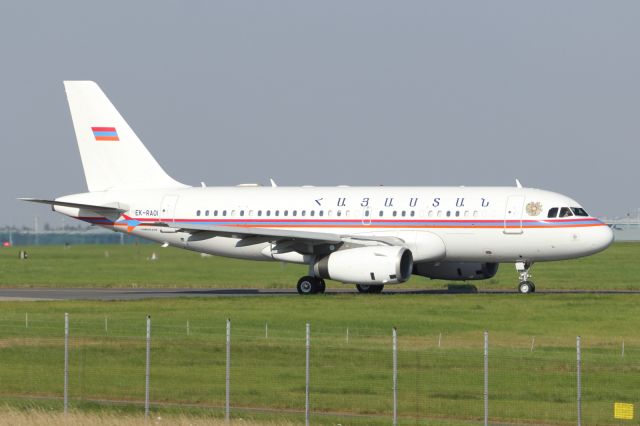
[413,261,499,281]
[314,246,413,285]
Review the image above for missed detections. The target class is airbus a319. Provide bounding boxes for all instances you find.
[22,82,613,294]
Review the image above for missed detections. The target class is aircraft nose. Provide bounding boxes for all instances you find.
[591,224,614,253]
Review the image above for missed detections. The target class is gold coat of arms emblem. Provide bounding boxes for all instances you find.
[526,201,543,216]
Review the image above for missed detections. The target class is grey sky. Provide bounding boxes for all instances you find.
[2,1,639,228]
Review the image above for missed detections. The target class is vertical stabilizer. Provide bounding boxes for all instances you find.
[64,81,186,192]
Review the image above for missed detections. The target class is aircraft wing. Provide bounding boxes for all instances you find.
[19,198,127,214]
[160,222,405,252]
[162,222,344,244]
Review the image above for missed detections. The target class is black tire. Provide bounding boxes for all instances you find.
[530,282,536,293]
[518,281,533,294]
[297,276,318,295]
[356,284,384,294]
[318,279,326,293]
[356,284,371,293]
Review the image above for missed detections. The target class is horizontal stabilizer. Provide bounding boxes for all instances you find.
[19,198,127,214]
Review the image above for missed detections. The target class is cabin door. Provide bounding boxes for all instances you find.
[504,195,524,234]
[160,195,179,222]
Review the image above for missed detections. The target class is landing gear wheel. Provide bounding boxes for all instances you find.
[297,276,319,295]
[318,279,326,294]
[515,261,535,294]
[356,284,385,294]
[370,285,384,294]
[518,281,534,294]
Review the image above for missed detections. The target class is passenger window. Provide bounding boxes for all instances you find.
[410,211,415,217]
[293,210,297,216]
[214,210,218,217]
[310,210,315,217]
[559,207,573,218]
[571,207,589,217]
[393,211,397,217]
[205,210,209,216]
[547,207,558,218]
[379,210,384,217]
[302,211,306,216]
[446,211,451,217]
[319,211,324,217]
[257,210,262,217]
[196,210,201,217]
[266,210,271,217]
[455,211,460,217]
[337,210,342,217]
[223,210,227,216]
[275,210,279,216]
[364,210,369,217]
[240,210,244,217]
[284,210,288,216]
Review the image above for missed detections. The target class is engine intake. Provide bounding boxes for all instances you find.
[314,246,413,285]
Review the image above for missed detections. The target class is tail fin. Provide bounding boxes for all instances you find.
[64,81,186,192]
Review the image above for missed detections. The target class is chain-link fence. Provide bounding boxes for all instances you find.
[0,314,637,425]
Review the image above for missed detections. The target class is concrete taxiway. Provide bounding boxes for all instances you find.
[0,288,639,301]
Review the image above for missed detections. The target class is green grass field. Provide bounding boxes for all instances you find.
[0,242,637,290]
[0,295,639,425]
[0,243,639,425]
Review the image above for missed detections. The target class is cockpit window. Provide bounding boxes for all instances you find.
[571,207,589,217]
[547,207,558,218]
[559,207,573,218]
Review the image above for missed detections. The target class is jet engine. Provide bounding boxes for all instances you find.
[314,246,413,285]
[413,261,498,280]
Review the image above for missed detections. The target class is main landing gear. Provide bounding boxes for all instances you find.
[516,261,535,294]
[296,276,326,295]
[355,284,384,294]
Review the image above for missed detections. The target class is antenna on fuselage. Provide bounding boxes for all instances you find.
[515,179,523,189]
[270,178,278,187]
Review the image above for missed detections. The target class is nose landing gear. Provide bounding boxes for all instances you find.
[516,261,535,294]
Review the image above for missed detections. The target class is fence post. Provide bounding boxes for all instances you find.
[64,313,69,414]
[226,318,231,423]
[145,316,151,418]
[484,330,488,426]
[577,336,582,426]
[392,327,398,426]
[305,322,310,426]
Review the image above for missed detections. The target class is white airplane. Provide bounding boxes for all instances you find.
[22,81,614,294]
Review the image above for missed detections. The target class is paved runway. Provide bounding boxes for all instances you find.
[0,287,640,301]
